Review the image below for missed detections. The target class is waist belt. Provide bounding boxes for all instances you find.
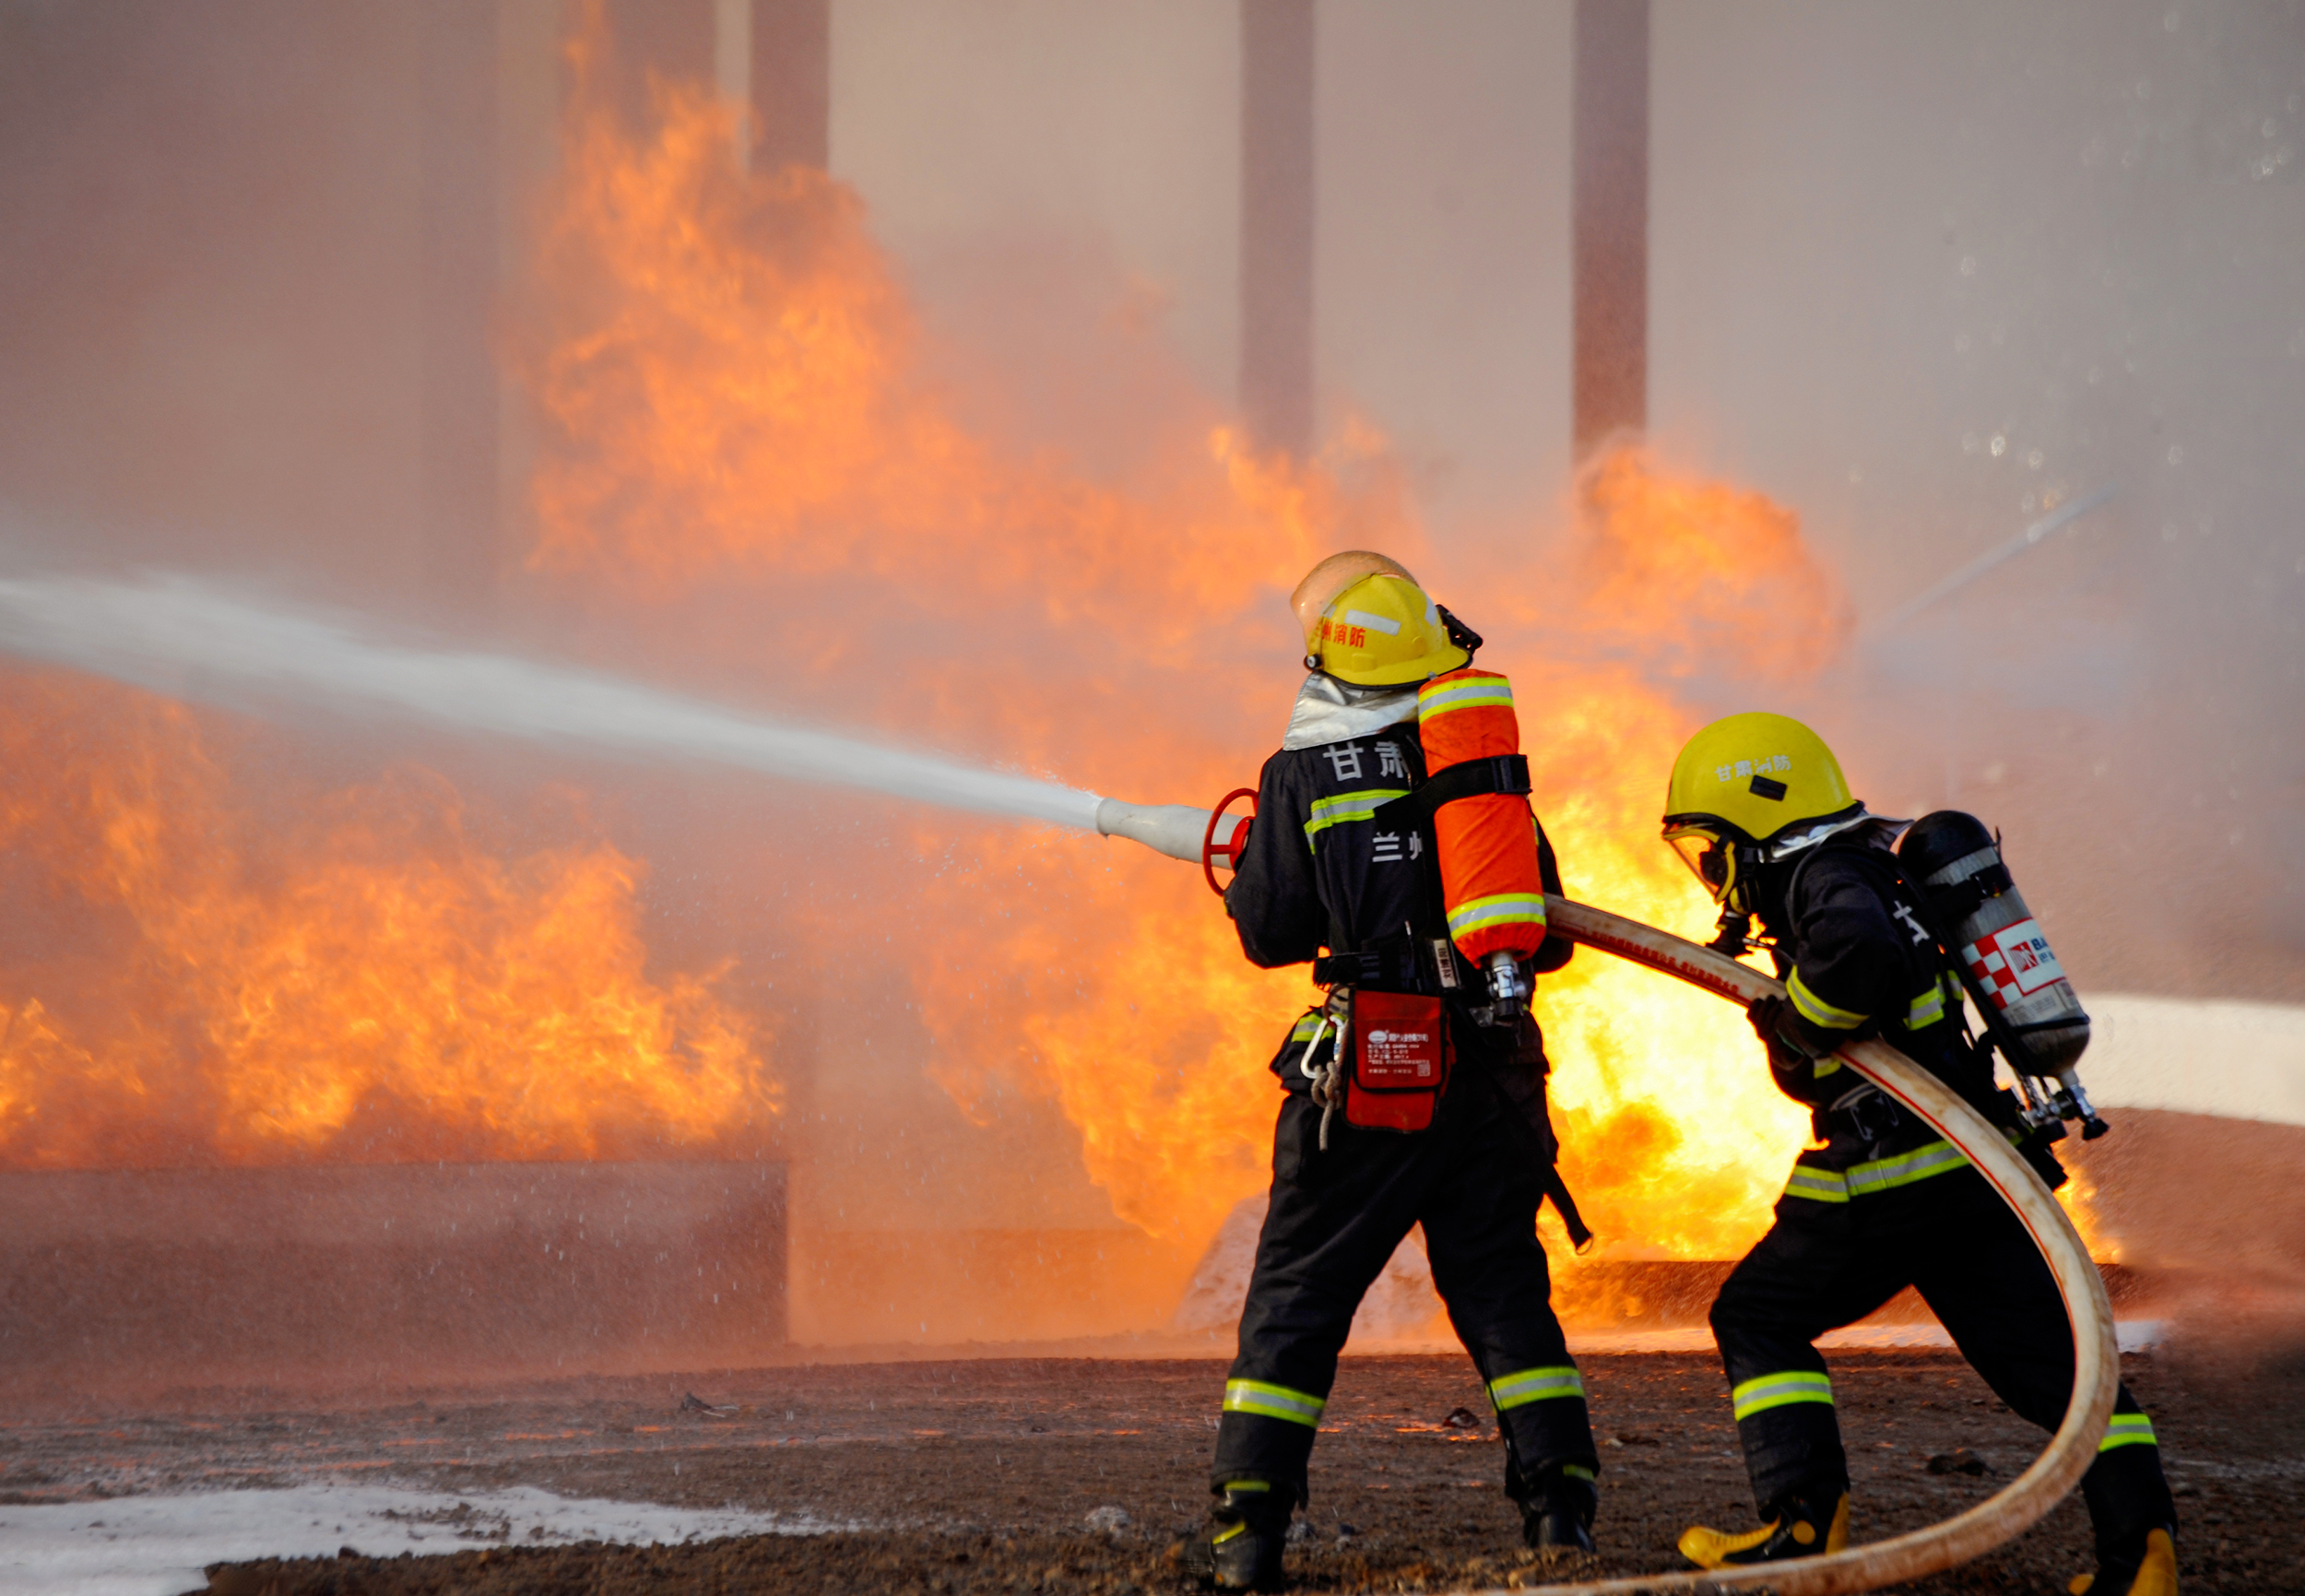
[1312,932,1473,997]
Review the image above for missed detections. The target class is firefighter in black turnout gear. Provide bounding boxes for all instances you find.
[1661,713,2179,1596]
[1174,552,1600,1591]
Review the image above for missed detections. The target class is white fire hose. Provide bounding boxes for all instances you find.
[1455,896,2120,1596]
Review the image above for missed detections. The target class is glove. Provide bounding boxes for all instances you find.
[1747,994,1826,1076]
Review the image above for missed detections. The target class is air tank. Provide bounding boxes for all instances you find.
[1898,810,2107,1137]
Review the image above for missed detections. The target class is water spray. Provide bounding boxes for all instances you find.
[0,565,1269,866]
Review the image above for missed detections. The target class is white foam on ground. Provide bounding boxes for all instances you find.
[0,1484,843,1596]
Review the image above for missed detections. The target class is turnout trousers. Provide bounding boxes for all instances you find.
[1710,1152,2175,1547]
[1212,1067,1598,1507]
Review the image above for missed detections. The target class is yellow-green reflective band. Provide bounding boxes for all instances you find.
[2099,1414,2158,1451]
[1447,893,1548,937]
[1561,1464,1596,1482]
[1905,974,1962,1030]
[1488,1365,1585,1411]
[1906,985,1946,1029]
[1304,788,1411,846]
[1732,1370,1835,1421]
[1222,1480,1274,1493]
[1845,1140,1969,1196]
[1289,1012,1321,1042]
[1223,1379,1327,1427]
[1418,679,1514,716]
[1813,1058,1844,1078]
[1783,1164,1850,1203]
[1787,968,1866,1031]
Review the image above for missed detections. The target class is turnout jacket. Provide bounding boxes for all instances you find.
[1226,717,1431,972]
[1224,680,1567,1094]
[1760,837,1992,1164]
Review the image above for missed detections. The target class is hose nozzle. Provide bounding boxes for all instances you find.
[1094,798,1237,864]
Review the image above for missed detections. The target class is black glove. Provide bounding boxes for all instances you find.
[1747,994,1826,1076]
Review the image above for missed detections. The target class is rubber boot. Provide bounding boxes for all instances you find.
[1173,1481,1291,1591]
[1518,1465,1598,1554]
[1678,1485,1849,1569]
[2070,1526,2179,1596]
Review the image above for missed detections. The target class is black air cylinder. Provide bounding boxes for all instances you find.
[1897,810,2090,1075]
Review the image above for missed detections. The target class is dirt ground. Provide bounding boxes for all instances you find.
[6,1317,2296,1596]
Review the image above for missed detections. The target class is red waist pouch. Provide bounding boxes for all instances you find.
[1345,989,1451,1132]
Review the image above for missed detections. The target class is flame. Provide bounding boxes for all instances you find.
[0,671,776,1168]
[0,19,2085,1340]
[513,35,1845,1291]
[1569,449,1855,685]
[2057,1164,2121,1263]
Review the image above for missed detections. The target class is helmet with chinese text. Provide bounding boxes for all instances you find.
[1291,550,1416,647]
[1661,713,1870,906]
[1299,571,1472,687]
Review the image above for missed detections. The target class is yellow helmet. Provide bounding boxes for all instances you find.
[1661,713,1871,905]
[1292,550,1416,644]
[1303,572,1471,686]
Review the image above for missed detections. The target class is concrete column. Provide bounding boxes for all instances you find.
[496,0,565,584]
[419,0,503,612]
[747,0,830,172]
[1570,0,1648,459]
[603,0,715,132]
[1239,0,1316,458]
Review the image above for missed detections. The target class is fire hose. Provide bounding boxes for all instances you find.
[1452,895,2119,1596]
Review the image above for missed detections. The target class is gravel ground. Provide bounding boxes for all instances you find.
[6,1322,2294,1596]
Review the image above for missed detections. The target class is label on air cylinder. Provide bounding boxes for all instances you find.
[1962,917,2065,1008]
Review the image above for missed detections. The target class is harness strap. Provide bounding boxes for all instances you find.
[1311,932,1463,995]
[1368,752,1531,833]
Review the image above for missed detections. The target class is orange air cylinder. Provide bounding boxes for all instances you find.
[1415,668,1548,963]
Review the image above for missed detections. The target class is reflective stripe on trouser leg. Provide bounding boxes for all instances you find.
[1223,1379,1327,1426]
[1715,1283,1850,1516]
[1732,1370,1835,1420]
[2079,1389,2177,1551]
[1733,1377,1845,1515]
[1488,1365,1597,1498]
[1211,1411,1318,1508]
[1212,1381,1328,1504]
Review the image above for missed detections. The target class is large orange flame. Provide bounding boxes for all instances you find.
[513,45,1831,1284]
[0,672,776,1168]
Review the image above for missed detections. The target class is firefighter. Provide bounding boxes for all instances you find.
[1174,551,1600,1591]
[1660,713,2178,1596]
